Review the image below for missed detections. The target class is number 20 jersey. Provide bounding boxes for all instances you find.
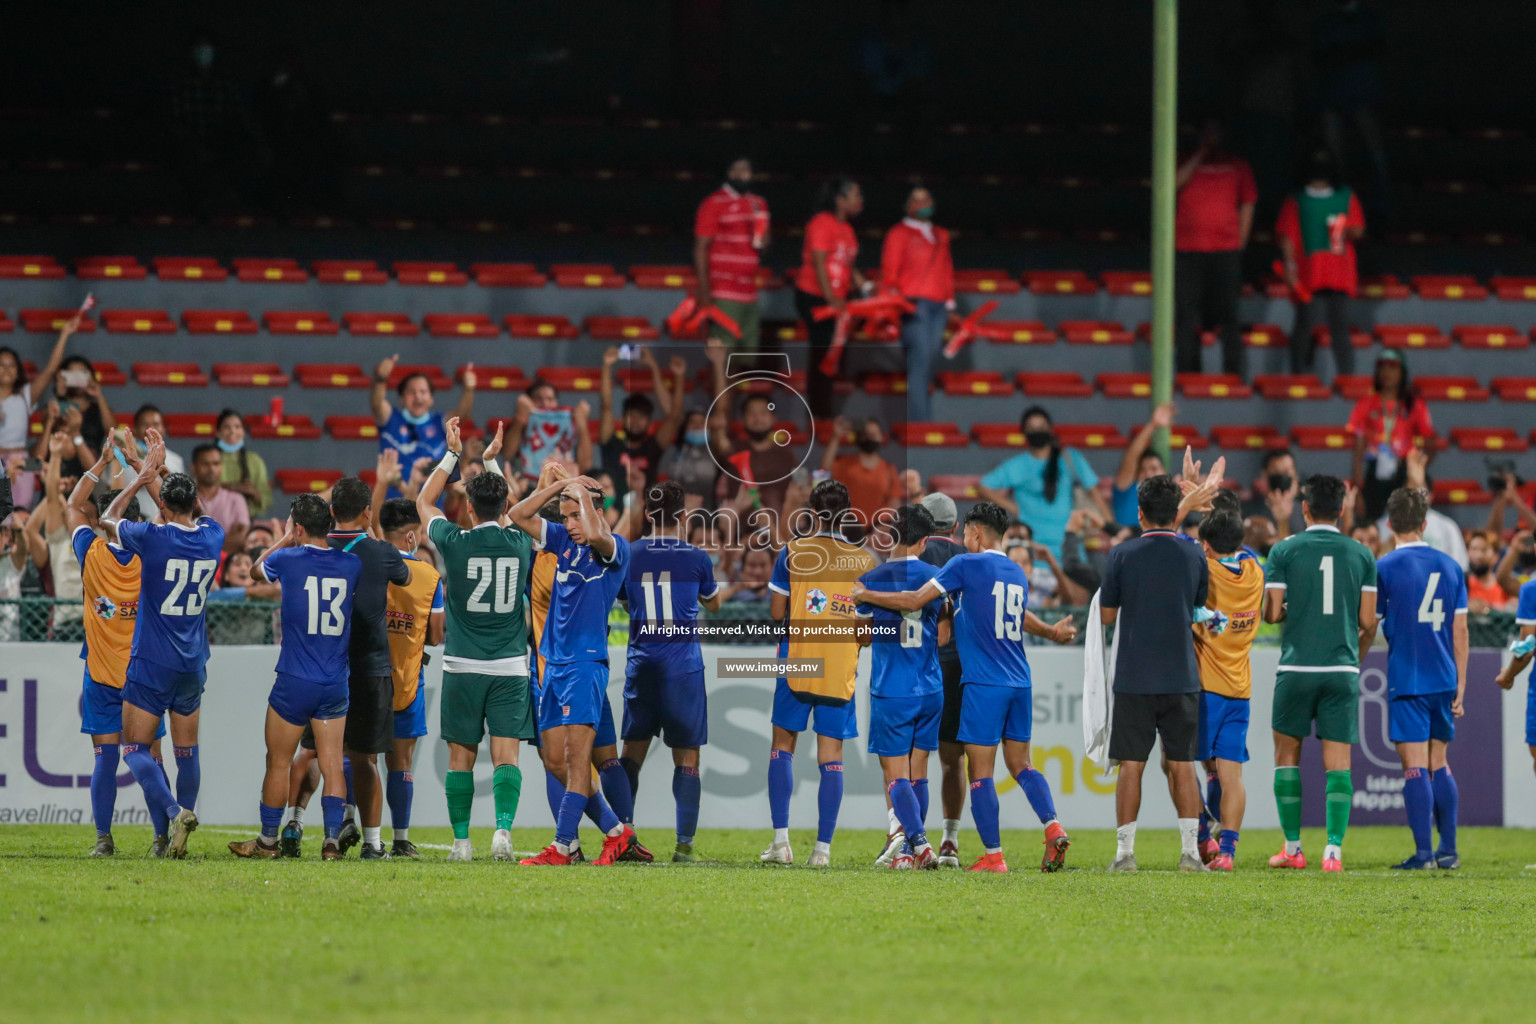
[117,517,225,674]
[932,549,1032,688]
[427,518,533,675]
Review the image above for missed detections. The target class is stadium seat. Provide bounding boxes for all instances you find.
[314,259,388,284]
[929,474,983,499]
[763,320,808,343]
[1054,423,1128,449]
[754,267,785,291]
[249,414,321,440]
[585,316,660,340]
[213,363,290,387]
[1312,325,1372,349]
[153,257,228,282]
[1335,375,1375,400]
[1455,325,1529,350]
[277,468,344,494]
[938,371,1012,396]
[551,263,625,288]
[394,261,467,286]
[953,269,1022,294]
[472,262,547,287]
[21,309,96,333]
[1023,270,1097,295]
[102,309,176,334]
[163,413,218,439]
[1097,373,1151,398]
[385,363,451,391]
[325,415,380,440]
[630,265,697,289]
[1242,324,1287,348]
[264,311,340,335]
[0,255,65,279]
[233,257,307,283]
[1212,424,1288,450]
[1490,276,1536,301]
[1167,427,1208,450]
[343,312,419,337]
[1450,427,1527,452]
[133,362,209,387]
[1492,377,1536,401]
[462,365,528,391]
[1358,274,1411,299]
[182,310,258,335]
[0,310,13,332]
[894,422,968,447]
[537,366,602,392]
[1376,324,1450,349]
[506,314,579,339]
[77,255,147,280]
[1015,371,1092,397]
[91,361,127,387]
[1255,374,1330,400]
[982,320,1057,344]
[1416,375,1490,401]
[1062,320,1132,345]
[861,373,908,396]
[614,366,687,394]
[1101,270,1152,296]
[1292,425,1353,450]
[424,313,499,338]
[1412,274,1489,300]
[1178,373,1253,399]
[296,363,370,388]
[1431,479,1491,505]
[728,419,807,445]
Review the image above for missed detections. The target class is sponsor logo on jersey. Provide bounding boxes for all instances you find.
[805,588,828,614]
[94,595,116,620]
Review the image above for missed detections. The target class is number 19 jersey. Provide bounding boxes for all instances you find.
[117,517,225,674]
[427,518,533,675]
[1263,524,1378,672]
[932,549,1032,688]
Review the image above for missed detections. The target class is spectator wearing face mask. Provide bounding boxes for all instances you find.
[215,409,272,517]
[880,186,954,422]
[1240,449,1305,539]
[695,157,770,350]
[822,416,903,534]
[370,354,476,496]
[718,546,774,604]
[978,406,1112,558]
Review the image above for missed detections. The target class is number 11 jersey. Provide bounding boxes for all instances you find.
[623,537,719,677]
[428,518,534,675]
[117,517,225,674]
[932,549,1033,688]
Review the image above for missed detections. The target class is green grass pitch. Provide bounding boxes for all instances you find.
[3,824,1535,1023]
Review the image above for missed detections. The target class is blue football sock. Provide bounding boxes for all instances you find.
[259,802,283,839]
[556,789,586,846]
[598,758,634,825]
[1016,766,1058,825]
[816,761,844,845]
[90,743,119,836]
[544,769,565,819]
[970,778,1001,851]
[673,765,701,845]
[386,770,413,832]
[1219,828,1239,856]
[1432,766,1458,855]
[342,756,355,808]
[1404,767,1434,857]
[584,789,621,834]
[767,749,793,830]
[321,795,344,840]
[913,778,930,823]
[888,778,927,848]
[149,755,171,836]
[173,745,200,813]
[620,756,643,812]
[123,746,179,823]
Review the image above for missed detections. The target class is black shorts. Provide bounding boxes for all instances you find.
[938,657,963,745]
[343,673,395,755]
[1108,691,1200,763]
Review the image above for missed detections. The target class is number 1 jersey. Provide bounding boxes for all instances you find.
[428,517,533,675]
[932,549,1032,688]
[117,517,225,674]
[262,545,362,684]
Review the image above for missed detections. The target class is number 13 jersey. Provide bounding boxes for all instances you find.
[428,518,534,675]
[261,545,362,683]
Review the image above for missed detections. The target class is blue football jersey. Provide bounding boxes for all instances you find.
[932,549,1033,688]
[1376,542,1467,696]
[623,537,719,676]
[263,545,363,684]
[117,518,225,673]
[1517,578,1536,627]
[856,556,941,699]
[537,520,630,664]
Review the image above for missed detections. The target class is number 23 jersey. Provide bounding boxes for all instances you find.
[428,517,534,675]
[932,550,1033,688]
[117,517,225,674]
[262,545,363,684]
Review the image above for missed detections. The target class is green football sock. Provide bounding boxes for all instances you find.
[1274,766,1302,843]
[446,770,475,840]
[493,764,522,832]
[1325,770,1352,848]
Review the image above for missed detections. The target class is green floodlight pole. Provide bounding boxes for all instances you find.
[1150,0,1178,463]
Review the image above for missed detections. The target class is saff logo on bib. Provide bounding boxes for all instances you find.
[805,588,828,614]
[94,595,116,620]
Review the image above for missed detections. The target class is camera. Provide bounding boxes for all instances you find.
[1485,456,1520,494]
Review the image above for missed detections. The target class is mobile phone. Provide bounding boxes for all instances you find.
[60,369,90,390]
[618,344,638,361]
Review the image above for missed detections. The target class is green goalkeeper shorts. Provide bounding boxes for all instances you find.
[1271,670,1359,744]
[440,672,534,746]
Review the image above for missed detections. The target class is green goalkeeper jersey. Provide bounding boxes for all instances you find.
[1263,524,1378,672]
[427,517,534,675]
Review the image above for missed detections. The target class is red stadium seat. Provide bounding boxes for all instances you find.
[1412,275,1488,300]
[1334,375,1375,400]
[133,362,209,387]
[1023,270,1097,295]
[1097,373,1151,398]
[861,373,909,396]
[102,309,176,334]
[296,364,370,389]
[0,255,65,279]
[938,371,1012,396]
[1167,427,1209,450]
[1212,425,1288,450]
[551,264,625,288]
[1242,324,1287,348]
[1178,373,1253,399]
[754,267,785,291]
[615,366,689,394]
[585,316,660,340]
[213,363,289,387]
[1455,325,1529,350]
[386,364,452,391]
[1416,376,1490,401]
[1450,428,1527,452]
[0,310,13,333]
[630,265,697,289]
[91,361,127,387]
[1292,425,1353,450]
[1101,270,1152,296]
[472,262,548,287]
[314,260,388,285]
[1053,423,1128,449]
[463,365,529,391]
[953,269,1022,295]
[1358,274,1411,299]
[1376,324,1450,349]
[1492,377,1536,402]
[249,414,321,440]
[1255,374,1330,400]
[506,314,578,339]
[163,413,218,439]
[1015,372,1092,397]
[277,469,344,494]
[182,310,258,335]
[1062,320,1132,345]
[394,261,467,286]
[1491,276,1536,301]
[763,320,808,343]
[424,313,499,338]
[233,257,307,283]
[894,422,968,447]
[1431,479,1492,505]
[325,416,380,440]
[264,310,340,335]
[343,312,418,337]
[929,474,983,499]
[21,309,96,333]
[153,257,227,282]
[536,366,602,392]
[77,255,147,280]
[982,320,1057,345]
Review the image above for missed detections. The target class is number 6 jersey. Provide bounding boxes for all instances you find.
[428,517,534,675]
[117,517,225,674]
[855,555,941,699]
[260,545,362,683]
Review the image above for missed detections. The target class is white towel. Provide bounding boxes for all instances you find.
[1082,589,1120,770]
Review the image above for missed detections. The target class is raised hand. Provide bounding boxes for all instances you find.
[669,355,688,377]
[462,362,477,391]
[574,400,591,424]
[375,353,399,380]
[1151,401,1176,430]
[377,447,400,484]
[602,346,621,367]
[483,422,506,462]
[444,416,462,454]
[515,393,535,420]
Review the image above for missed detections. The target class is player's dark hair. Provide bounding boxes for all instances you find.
[1303,474,1346,522]
[645,480,686,528]
[964,500,1009,540]
[1386,486,1430,536]
[160,472,197,515]
[1198,507,1246,556]
[1137,473,1182,528]
[465,472,509,522]
[893,503,935,548]
[809,479,850,526]
[190,442,220,465]
[1211,489,1241,515]
[396,371,432,396]
[538,498,563,523]
[621,394,654,420]
[379,497,421,534]
[329,477,371,523]
[97,489,144,523]
[1261,448,1295,471]
[290,492,333,538]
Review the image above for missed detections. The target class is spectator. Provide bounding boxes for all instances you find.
[32,402,94,480]
[370,355,475,492]
[599,346,675,508]
[1375,449,1466,570]
[718,546,774,604]
[207,550,280,601]
[1486,470,1536,535]
[794,176,867,419]
[660,407,720,510]
[0,513,27,640]
[1174,118,1257,378]
[1348,350,1432,523]
[215,409,272,517]
[694,157,770,350]
[821,416,903,535]
[246,520,276,554]
[1277,150,1365,382]
[133,405,187,474]
[1351,522,1382,557]
[706,349,801,516]
[1243,515,1278,560]
[190,443,250,552]
[880,186,953,421]
[978,406,1111,558]
[49,355,116,456]
[902,469,926,504]
[508,377,591,482]
[1112,403,1174,527]
[1240,449,1305,538]
[1464,531,1513,612]
[1497,530,1536,599]
[1061,509,1106,592]
[40,435,84,637]
[1005,541,1050,608]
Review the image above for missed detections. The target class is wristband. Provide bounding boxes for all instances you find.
[437,451,461,476]
[83,470,99,482]
[483,456,505,479]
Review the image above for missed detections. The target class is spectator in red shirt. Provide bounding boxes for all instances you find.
[694,157,770,350]
[880,187,953,422]
[1174,120,1257,379]
[1347,349,1434,521]
[794,176,867,419]
[1277,152,1366,381]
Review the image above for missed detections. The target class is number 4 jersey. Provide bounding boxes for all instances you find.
[931,549,1032,688]
[428,517,533,675]
[260,545,362,683]
[117,517,225,674]
[1375,541,1467,696]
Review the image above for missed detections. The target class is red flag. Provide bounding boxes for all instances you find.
[942,300,999,358]
[1272,259,1312,304]
[727,449,757,487]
